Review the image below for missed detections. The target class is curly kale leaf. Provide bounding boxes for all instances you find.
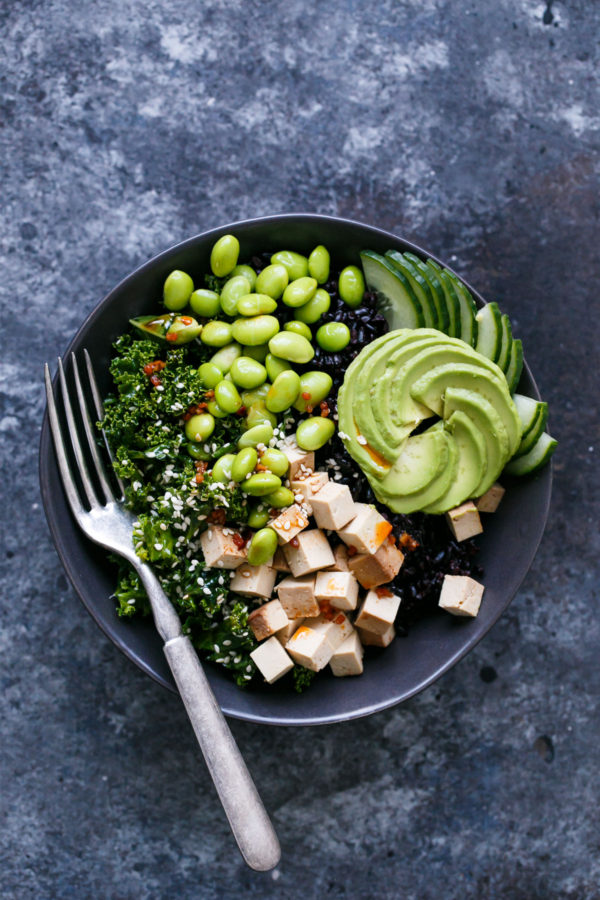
[293,666,317,693]
[113,563,150,618]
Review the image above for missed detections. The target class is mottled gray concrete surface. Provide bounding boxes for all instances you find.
[1,0,599,897]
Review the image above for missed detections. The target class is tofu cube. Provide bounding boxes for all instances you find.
[438,574,484,617]
[272,547,291,573]
[229,563,276,599]
[338,503,393,555]
[285,624,334,672]
[330,632,364,677]
[247,599,289,641]
[200,525,247,569]
[357,623,396,647]
[475,482,505,513]
[250,636,294,684]
[445,501,483,541]
[310,611,354,650]
[275,615,305,645]
[348,539,405,589]
[283,529,335,577]
[355,589,401,635]
[282,444,315,480]
[270,504,310,545]
[290,471,329,508]
[310,482,357,531]
[276,575,319,618]
[328,543,350,572]
[314,571,359,611]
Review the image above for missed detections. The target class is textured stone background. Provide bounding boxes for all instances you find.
[1,0,599,897]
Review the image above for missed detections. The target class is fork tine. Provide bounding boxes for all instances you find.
[83,348,126,499]
[44,364,86,520]
[71,353,116,504]
[57,357,99,509]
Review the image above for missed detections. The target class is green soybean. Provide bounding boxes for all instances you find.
[211,453,236,483]
[198,361,223,388]
[259,448,290,477]
[189,289,220,318]
[210,234,240,277]
[185,413,215,443]
[210,342,242,373]
[266,370,301,413]
[236,293,278,316]
[293,371,333,412]
[241,473,282,496]
[231,447,258,482]
[200,320,233,347]
[207,399,228,418]
[282,276,317,308]
[265,353,292,382]
[238,422,274,448]
[163,270,194,310]
[308,246,330,284]
[241,384,271,407]
[187,442,211,461]
[338,265,365,308]
[295,288,331,324]
[255,264,289,299]
[247,504,270,529]
[271,250,309,281]
[265,487,295,509]
[284,320,312,340]
[214,380,243,413]
[245,403,277,429]
[229,357,267,390]
[231,315,280,346]
[296,416,336,450]
[268,331,315,364]
[247,527,279,566]
[232,264,257,290]
[220,275,252,316]
[243,343,269,362]
[164,316,203,344]
[316,321,351,352]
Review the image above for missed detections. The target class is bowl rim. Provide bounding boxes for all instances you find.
[39,213,552,725]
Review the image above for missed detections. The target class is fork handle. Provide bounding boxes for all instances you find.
[163,634,281,872]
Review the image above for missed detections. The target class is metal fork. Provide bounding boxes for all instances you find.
[44,352,281,872]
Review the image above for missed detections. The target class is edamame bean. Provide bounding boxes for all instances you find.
[189,289,221,318]
[295,288,331,324]
[241,384,271,407]
[316,321,351,352]
[259,448,289,477]
[282,276,317,308]
[245,403,277,429]
[265,353,292,382]
[247,527,279,566]
[266,370,301,413]
[308,245,330,284]
[231,447,258,482]
[268,331,315,364]
[219,275,252,316]
[236,293,278,316]
[271,250,309,281]
[293,371,333,412]
[210,342,242,373]
[231,315,280,346]
[265,487,295,509]
[163,270,194,310]
[214,380,243,413]
[232,264,257,290]
[210,234,239,277]
[211,453,236,483]
[296,416,336,450]
[241,473,282,496]
[198,362,223,388]
[338,265,365,308]
[200,320,233,347]
[185,413,215,443]
[284,320,312,340]
[243,343,269,362]
[229,357,267,390]
[255,264,289,299]
[165,316,203,344]
[207,400,228,418]
[247,504,270,529]
[238,422,274,448]
[187,442,211,461]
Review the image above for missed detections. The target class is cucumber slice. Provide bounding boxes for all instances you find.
[404,253,450,334]
[434,267,463,339]
[505,432,557,476]
[360,251,425,329]
[513,401,549,458]
[475,302,502,362]
[385,251,438,329]
[513,394,546,439]
[496,314,513,373]
[442,270,478,346]
[505,339,523,393]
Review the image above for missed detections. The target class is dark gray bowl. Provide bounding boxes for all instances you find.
[39,214,552,725]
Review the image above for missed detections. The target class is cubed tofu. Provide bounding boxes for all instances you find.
[247,599,289,641]
[357,623,396,647]
[285,624,334,672]
[445,501,483,541]
[348,539,405,589]
[250,636,294,684]
[475,482,505,513]
[272,547,291,573]
[310,611,354,650]
[355,589,401,635]
[276,575,319,618]
[270,504,310,545]
[438,574,484,617]
[200,525,247,569]
[314,571,359,611]
[290,471,329,506]
[282,444,315,480]
[328,544,350,572]
[229,563,277,599]
[283,529,335,577]
[330,632,364,677]
[338,503,393,555]
[310,482,357,531]
[275,615,305,645]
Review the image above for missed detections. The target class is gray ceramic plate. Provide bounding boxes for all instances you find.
[39,214,552,725]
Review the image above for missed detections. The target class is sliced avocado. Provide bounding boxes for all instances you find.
[443,388,510,495]
[403,253,450,333]
[475,302,502,362]
[441,269,478,346]
[505,338,523,393]
[375,429,449,497]
[360,251,425,329]
[385,251,438,329]
[504,432,557,476]
[423,410,487,513]
[496,314,513,373]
